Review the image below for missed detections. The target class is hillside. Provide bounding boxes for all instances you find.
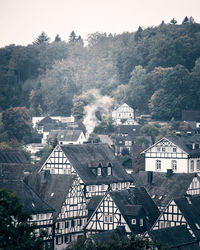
[1,20,200,121]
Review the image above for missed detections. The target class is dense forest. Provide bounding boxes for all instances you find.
[1,17,200,125]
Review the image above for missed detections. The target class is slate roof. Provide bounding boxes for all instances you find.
[48,129,82,142]
[182,110,200,122]
[132,171,197,208]
[60,144,133,185]
[87,196,104,211]
[175,195,200,241]
[25,172,75,218]
[38,116,57,126]
[117,125,142,136]
[149,225,200,250]
[0,179,54,215]
[0,150,29,164]
[111,188,160,229]
[167,135,200,158]
[91,226,127,244]
[0,163,40,180]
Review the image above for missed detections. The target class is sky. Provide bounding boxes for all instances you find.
[0,0,200,47]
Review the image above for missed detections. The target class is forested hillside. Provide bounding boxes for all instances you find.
[1,19,200,122]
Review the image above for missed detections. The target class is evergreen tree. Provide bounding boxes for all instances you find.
[54,34,61,42]
[170,18,177,24]
[69,31,77,44]
[182,16,189,24]
[33,32,50,45]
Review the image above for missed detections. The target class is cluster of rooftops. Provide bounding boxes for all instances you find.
[1,137,200,249]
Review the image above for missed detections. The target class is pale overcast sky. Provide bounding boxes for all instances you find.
[0,0,200,47]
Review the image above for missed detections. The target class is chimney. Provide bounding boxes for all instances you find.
[166,169,173,177]
[147,171,153,184]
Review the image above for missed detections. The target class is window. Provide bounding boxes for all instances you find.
[140,218,143,227]
[166,221,171,227]
[156,160,161,170]
[97,168,101,176]
[132,219,136,225]
[56,236,63,245]
[171,160,177,171]
[162,147,165,152]
[197,160,200,171]
[191,160,194,172]
[107,167,111,176]
[157,147,161,152]
[173,147,177,152]
[112,183,116,190]
[104,214,113,223]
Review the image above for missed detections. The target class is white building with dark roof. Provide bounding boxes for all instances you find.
[142,135,200,173]
[48,129,86,145]
[112,103,135,125]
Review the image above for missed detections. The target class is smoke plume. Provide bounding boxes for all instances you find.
[83,89,113,138]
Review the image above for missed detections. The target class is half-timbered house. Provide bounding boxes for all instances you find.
[85,187,160,235]
[132,170,200,211]
[112,103,135,125]
[33,144,133,249]
[152,195,200,244]
[142,135,200,173]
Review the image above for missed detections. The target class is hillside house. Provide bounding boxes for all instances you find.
[182,110,200,134]
[114,125,152,156]
[32,115,75,129]
[132,171,200,211]
[142,135,200,173]
[112,103,135,125]
[48,129,86,145]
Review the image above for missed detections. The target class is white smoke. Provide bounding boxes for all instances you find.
[83,89,113,138]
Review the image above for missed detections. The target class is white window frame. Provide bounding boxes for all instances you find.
[107,167,111,176]
[156,160,161,170]
[191,160,194,172]
[171,160,177,171]
[132,219,136,225]
[197,160,200,171]
[97,168,101,176]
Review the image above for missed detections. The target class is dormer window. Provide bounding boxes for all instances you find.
[107,167,111,176]
[97,168,101,176]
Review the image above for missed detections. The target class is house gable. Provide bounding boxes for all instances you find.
[152,200,191,232]
[85,192,131,233]
[187,176,200,195]
[39,144,76,175]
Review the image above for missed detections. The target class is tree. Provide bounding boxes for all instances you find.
[140,124,159,143]
[182,16,189,24]
[33,32,50,45]
[0,189,45,250]
[54,34,61,42]
[73,233,161,250]
[69,31,77,44]
[170,18,177,24]
[2,107,32,143]
[127,65,148,111]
